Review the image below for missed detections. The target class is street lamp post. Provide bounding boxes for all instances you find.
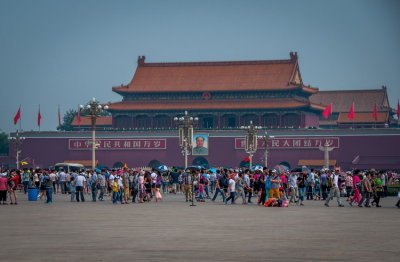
[240,121,262,169]
[173,111,198,169]
[174,111,198,207]
[10,131,25,169]
[258,131,275,168]
[319,141,334,169]
[79,98,109,170]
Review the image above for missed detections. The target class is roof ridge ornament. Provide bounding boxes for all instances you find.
[290,52,298,61]
[138,56,146,65]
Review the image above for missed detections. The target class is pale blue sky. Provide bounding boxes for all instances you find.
[1,0,399,133]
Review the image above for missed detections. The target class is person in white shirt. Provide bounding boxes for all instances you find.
[50,171,57,194]
[75,173,86,202]
[225,175,236,204]
[150,170,158,196]
[324,169,344,207]
[288,173,299,204]
[58,170,67,194]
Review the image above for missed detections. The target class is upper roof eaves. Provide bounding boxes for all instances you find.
[112,52,303,94]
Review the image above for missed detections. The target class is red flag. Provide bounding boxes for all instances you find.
[347,102,355,120]
[372,103,378,121]
[13,106,21,125]
[322,103,332,119]
[243,156,250,162]
[397,100,400,119]
[37,105,42,127]
[58,105,61,127]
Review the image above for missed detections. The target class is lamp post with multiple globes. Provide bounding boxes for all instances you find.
[79,98,109,170]
[173,111,198,169]
[9,131,25,170]
[240,121,262,169]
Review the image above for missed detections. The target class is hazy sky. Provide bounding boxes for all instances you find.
[1,0,399,133]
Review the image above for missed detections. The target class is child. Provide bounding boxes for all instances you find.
[112,177,119,204]
[70,176,76,202]
[197,182,205,202]
[154,187,163,202]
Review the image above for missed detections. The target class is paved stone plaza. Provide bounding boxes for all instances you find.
[1,192,399,262]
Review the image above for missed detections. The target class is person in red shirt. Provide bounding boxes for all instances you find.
[0,173,8,204]
[8,170,20,205]
[349,170,362,206]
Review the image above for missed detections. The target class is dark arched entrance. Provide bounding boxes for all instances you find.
[192,157,209,168]
[113,162,124,168]
[148,160,161,169]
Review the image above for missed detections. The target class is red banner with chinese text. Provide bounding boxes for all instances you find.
[235,137,339,149]
[69,139,166,150]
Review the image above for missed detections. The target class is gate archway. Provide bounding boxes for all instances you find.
[192,157,209,168]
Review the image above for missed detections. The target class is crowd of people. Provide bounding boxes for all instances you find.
[0,166,399,209]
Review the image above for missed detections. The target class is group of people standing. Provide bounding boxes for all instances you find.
[177,167,399,208]
[0,166,399,208]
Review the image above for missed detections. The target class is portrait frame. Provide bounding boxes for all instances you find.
[192,134,209,155]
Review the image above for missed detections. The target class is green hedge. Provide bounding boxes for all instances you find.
[387,185,400,196]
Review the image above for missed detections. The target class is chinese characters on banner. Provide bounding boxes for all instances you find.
[235,137,339,149]
[69,139,166,150]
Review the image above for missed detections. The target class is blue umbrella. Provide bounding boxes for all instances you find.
[157,165,168,172]
[252,165,263,171]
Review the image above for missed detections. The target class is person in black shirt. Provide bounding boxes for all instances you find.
[297,173,306,206]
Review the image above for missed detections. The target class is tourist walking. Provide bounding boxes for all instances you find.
[257,169,268,206]
[111,177,119,204]
[182,170,192,202]
[144,173,152,202]
[58,169,67,194]
[42,171,53,204]
[359,172,373,208]
[324,169,344,207]
[98,171,106,201]
[371,174,383,207]
[138,171,145,203]
[349,170,361,206]
[130,171,139,203]
[70,176,76,202]
[22,169,30,194]
[90,170,99,202]
[122,169,130,204]
[211,171,227,203]
[297,173,306,205]
[269,170,281,199]
[313,173,320,200]
[306,169,315,200]
[345,172,353,202]
[235,173,246,204]
[75,172,86,202]
[288,172,299,204]
[225,174,236,204]
[8,171,19,205]
[0,173,8,205]
[320,169,328,200]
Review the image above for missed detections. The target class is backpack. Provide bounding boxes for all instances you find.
[253,178,260,191]
[202,175,209,185]
[219,176,228,188]
[265,176,271,189]
[326,176,333,188]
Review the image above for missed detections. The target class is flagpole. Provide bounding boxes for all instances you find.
[398,100,400,128]
[19,104,22,131]
[38,105,41,132]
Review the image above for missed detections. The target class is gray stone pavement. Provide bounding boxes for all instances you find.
[1,191,399,262]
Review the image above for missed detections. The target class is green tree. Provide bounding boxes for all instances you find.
[0,132,9,156]
[57,100,110,131]
[57,109,77,131]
